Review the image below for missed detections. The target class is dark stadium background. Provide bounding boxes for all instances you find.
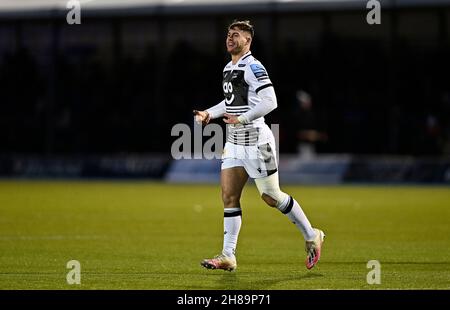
[0,0,448,153]
[0,0,449,183]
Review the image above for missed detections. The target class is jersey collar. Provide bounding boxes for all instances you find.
[241,51,252,61]
[231,51,252,68]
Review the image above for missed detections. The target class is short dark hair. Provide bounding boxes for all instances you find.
[228,20,254,38]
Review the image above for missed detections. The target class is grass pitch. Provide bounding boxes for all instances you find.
[0,181,449,290]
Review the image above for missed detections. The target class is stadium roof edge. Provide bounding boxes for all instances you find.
[0,0,449,19]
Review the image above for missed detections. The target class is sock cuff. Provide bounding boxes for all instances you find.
[279,196,294,214]
[224,208,242,217]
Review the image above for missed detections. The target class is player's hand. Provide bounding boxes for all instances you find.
[223,113,241,124]
[193,110,210,125]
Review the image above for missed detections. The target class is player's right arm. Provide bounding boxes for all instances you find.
[193,100,226,125]
[235,61,277,124]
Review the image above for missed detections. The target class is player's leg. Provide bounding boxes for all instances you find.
[254,171,316,239]
[250,140,325,269]
[220,166,248,257]
[201,165,248,271]
[254,172,324,269]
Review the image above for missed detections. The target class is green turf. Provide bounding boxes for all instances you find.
[0,181,449,289]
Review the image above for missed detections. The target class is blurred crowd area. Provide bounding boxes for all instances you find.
[1,8,450,156]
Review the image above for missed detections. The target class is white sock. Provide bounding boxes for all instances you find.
[222,208,242,258]
[279,196,316,241]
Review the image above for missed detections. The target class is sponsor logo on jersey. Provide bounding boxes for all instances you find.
[238,64,246,67]
[250,64,268,80]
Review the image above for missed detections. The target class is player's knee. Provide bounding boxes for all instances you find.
[261,193,277,207]
[255,172,289,210]
[222,192,240,209]
[261,191,288,209]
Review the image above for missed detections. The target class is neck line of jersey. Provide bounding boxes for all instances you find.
[231,50,252,66]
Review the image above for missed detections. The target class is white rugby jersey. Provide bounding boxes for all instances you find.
[208,51,276,146]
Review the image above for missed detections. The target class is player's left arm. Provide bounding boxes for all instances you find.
[223,63,277,124]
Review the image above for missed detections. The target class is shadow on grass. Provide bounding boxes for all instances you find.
[163,271,324,290]
[216,272,324,290]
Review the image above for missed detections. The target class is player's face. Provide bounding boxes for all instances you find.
[226,28,249,55]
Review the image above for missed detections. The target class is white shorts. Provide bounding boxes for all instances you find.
[221,140,278,179]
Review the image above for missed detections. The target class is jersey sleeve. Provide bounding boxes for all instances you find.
[237,86,277,124]
[244,61,273,94]
[206,100,226,119]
